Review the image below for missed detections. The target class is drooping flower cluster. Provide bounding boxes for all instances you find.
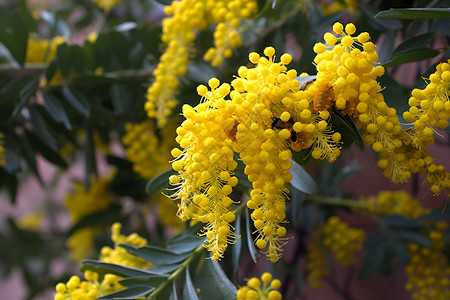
[65,172,116,261]
[54,223,151,300]
[402,59,450,195]
[306,216,364,289]
[236,272,282,300]
[145,0,258,127]
[405,222,450,300]
[362,190,429,218]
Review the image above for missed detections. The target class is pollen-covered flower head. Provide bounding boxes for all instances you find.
[236,272,283,300]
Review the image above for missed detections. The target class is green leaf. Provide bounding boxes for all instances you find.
[61,85,91,117]
[98,286,155,300]
[331,108,364,150]
[19,0,38,32]
[148,263,181,274]
[375,8,450,19]
[119,244,192,264]
[391,238,410,264]
[358,243,384,279]
[119,276,168,288]
[245,207,259,263]
[182,267,199,300]
[0,7,28,65]
[382,214,421,229]
[166,234,205,254]
[398,230,432,248]
[383,47,440,68]
[201,260,237,299]
[42,92,72,130]
[393,33,436,55]
[289,159,317,195]
[24,129,67,168]
[170,281,179,300]
[28,106,57,152]
[235,157,252,189]
[146,168,177,195]
[232,212,242,271]
[81,259,165,278]
[11,76,39,118]
[153,0,173,5]
[56,43,71,77]
[111,84,132,114]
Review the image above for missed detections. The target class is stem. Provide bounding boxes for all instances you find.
[146,244,205,299]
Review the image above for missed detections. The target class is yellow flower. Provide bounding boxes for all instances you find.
[54,223,150,300]
[92,0,123,10]
[25,34,66,63]
[236,272,282,300]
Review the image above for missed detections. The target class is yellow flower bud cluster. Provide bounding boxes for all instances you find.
[122,120,175,180]
[204,0,258,67]
[236,272,283,300]
[54,223,150,300]
[307,216,364,289]
[402,59,450,195]
[0,132,5,166]
[171,46,346,262]
[25,34,66,63]
[64,172,116,261]
[170,78,239,261]
[145,0,258,127]
[405,222,450,300]
[362,190,429,218]
[92,0,123,11]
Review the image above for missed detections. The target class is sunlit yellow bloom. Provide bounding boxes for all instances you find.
[25,34,66,63]
[54,223,150,300]
[236,272,282,300]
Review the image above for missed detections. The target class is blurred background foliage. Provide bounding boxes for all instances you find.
[0,0,449,299]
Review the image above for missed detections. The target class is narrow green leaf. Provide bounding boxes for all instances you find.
[67,205,122,236]
[398,230,432,248]
[56,43,71,77]
[148,263,181,274]
[28,106,57,151]
[376,8,450,19]
[19,0,38,32]
[119,276,168,288]
[0,7,28,65]
[166,234,205,254]
[12,76,39,118]
[169,280,179,300]
[331,108,364,150]
[358,244,384,279]
[24,129,67,168]
[84,128,97,191]
[202,260,237,299]
[146,168,177,195]
[81,259,164,278]
[111,84,132,114]
[393,33,436,55]
[363,234,386,248]
[61,85,91,117]
[0,75,36,108]
[232,211,242,272]
[17,132,42,183]
[119,244,192,264]
[289,159,317,195]
[98,286,154,300]
[245,207,259,263]
[391,238,410,264]
[382,214,420,229]
[42,92,72,129]
[182,267,199,300]
[383,47,440,68]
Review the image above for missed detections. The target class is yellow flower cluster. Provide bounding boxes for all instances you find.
[92,0,122,11]
[54,223,150,300]
[405,222,450,300]
[25,34,66,63]
[122,120,175,180]
[145,0,257,127]
[307,216,364,289]
[0,132,5,166]
[65,172,116,261]
[362,190,429,218]
[403,59,450,195]
[236,272,282,300]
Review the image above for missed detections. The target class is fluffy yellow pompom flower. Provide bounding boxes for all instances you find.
[236,272,283,300]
